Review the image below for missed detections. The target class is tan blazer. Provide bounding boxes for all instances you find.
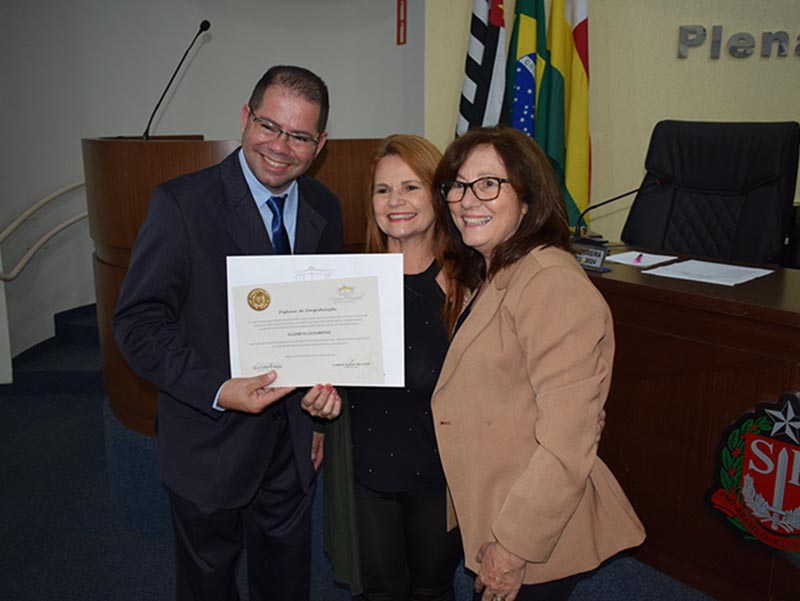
[432,246,645,584]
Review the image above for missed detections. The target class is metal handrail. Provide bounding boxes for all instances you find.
[0,181,88,282]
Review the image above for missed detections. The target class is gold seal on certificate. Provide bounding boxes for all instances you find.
[247,288,271,311]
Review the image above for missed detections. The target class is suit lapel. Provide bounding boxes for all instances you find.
[218,156,328,256]
[434,281,506,398]
[294,178,327,254]
[219,151,273,256]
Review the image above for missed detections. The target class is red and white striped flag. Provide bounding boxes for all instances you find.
[457,0,507,136]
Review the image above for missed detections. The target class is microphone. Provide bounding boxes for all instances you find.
[573,174,673,245]
[142,20,211,140]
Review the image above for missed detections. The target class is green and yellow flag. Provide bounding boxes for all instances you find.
[506,0,590,228]
[505,0,549,140]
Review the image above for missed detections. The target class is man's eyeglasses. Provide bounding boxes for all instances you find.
[439,177,512,203]
[247,107,320,151]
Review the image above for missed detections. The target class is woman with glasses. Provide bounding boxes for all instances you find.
[322,135,464,601]
[430,126,645,601]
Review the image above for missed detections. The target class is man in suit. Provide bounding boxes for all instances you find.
[112,65,342,601]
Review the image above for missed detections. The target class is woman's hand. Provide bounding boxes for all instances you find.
[474,541,526,601]
[300,384,341,419]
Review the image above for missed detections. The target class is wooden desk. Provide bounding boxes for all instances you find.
[589,257,800,601]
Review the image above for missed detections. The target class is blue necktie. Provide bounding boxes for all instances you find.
[266,195,291,255]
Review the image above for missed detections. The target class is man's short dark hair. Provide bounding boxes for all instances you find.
[249,65,330,134]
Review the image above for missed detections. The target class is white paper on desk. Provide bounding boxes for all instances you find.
[605,251,678,267]
[642,259,773,286]
[226,254,404,386]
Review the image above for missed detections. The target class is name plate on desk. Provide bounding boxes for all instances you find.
[574,242,609,272]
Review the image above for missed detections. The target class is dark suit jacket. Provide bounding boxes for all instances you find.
[112,149,344,509]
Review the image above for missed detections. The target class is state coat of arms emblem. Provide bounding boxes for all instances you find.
[708,391,800,555]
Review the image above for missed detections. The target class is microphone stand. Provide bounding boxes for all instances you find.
[573,177,669,245]
[143,20,211,140]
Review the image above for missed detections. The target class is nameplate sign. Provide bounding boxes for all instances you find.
[574,242,609,272]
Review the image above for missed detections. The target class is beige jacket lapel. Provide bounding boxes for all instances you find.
[433,262,520,400]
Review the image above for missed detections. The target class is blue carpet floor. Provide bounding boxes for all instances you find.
[0,305,717,600]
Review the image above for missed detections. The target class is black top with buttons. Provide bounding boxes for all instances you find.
[350,260,449,492]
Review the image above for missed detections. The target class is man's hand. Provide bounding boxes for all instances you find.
[301,384,341,420]
[217,371,295,413]
[311,432,325,471]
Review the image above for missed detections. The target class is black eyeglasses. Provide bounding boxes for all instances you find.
[247,107,320,151]
[439,177,512,203]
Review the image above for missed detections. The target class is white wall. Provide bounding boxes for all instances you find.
[1,0,425,357]
[426,0,800,238]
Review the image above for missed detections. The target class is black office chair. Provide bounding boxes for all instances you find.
[621,120,800,264]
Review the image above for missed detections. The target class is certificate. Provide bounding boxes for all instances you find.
[227,254,404,387]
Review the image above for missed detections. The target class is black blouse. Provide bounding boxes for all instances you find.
[349,260,449,492]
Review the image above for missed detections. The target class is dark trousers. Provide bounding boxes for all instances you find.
[167,418,314,601]
[471,573,579,601]
[355,480,463,601]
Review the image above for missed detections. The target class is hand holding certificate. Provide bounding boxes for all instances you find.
[227,254,404,387]
[217,370,296,414]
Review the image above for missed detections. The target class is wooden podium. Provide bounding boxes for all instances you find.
[82,137,238,434]
[82,136,380,435]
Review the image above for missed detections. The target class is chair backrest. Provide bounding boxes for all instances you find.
[621,120,800,264]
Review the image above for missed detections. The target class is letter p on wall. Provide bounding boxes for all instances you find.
[678,25,707,58]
